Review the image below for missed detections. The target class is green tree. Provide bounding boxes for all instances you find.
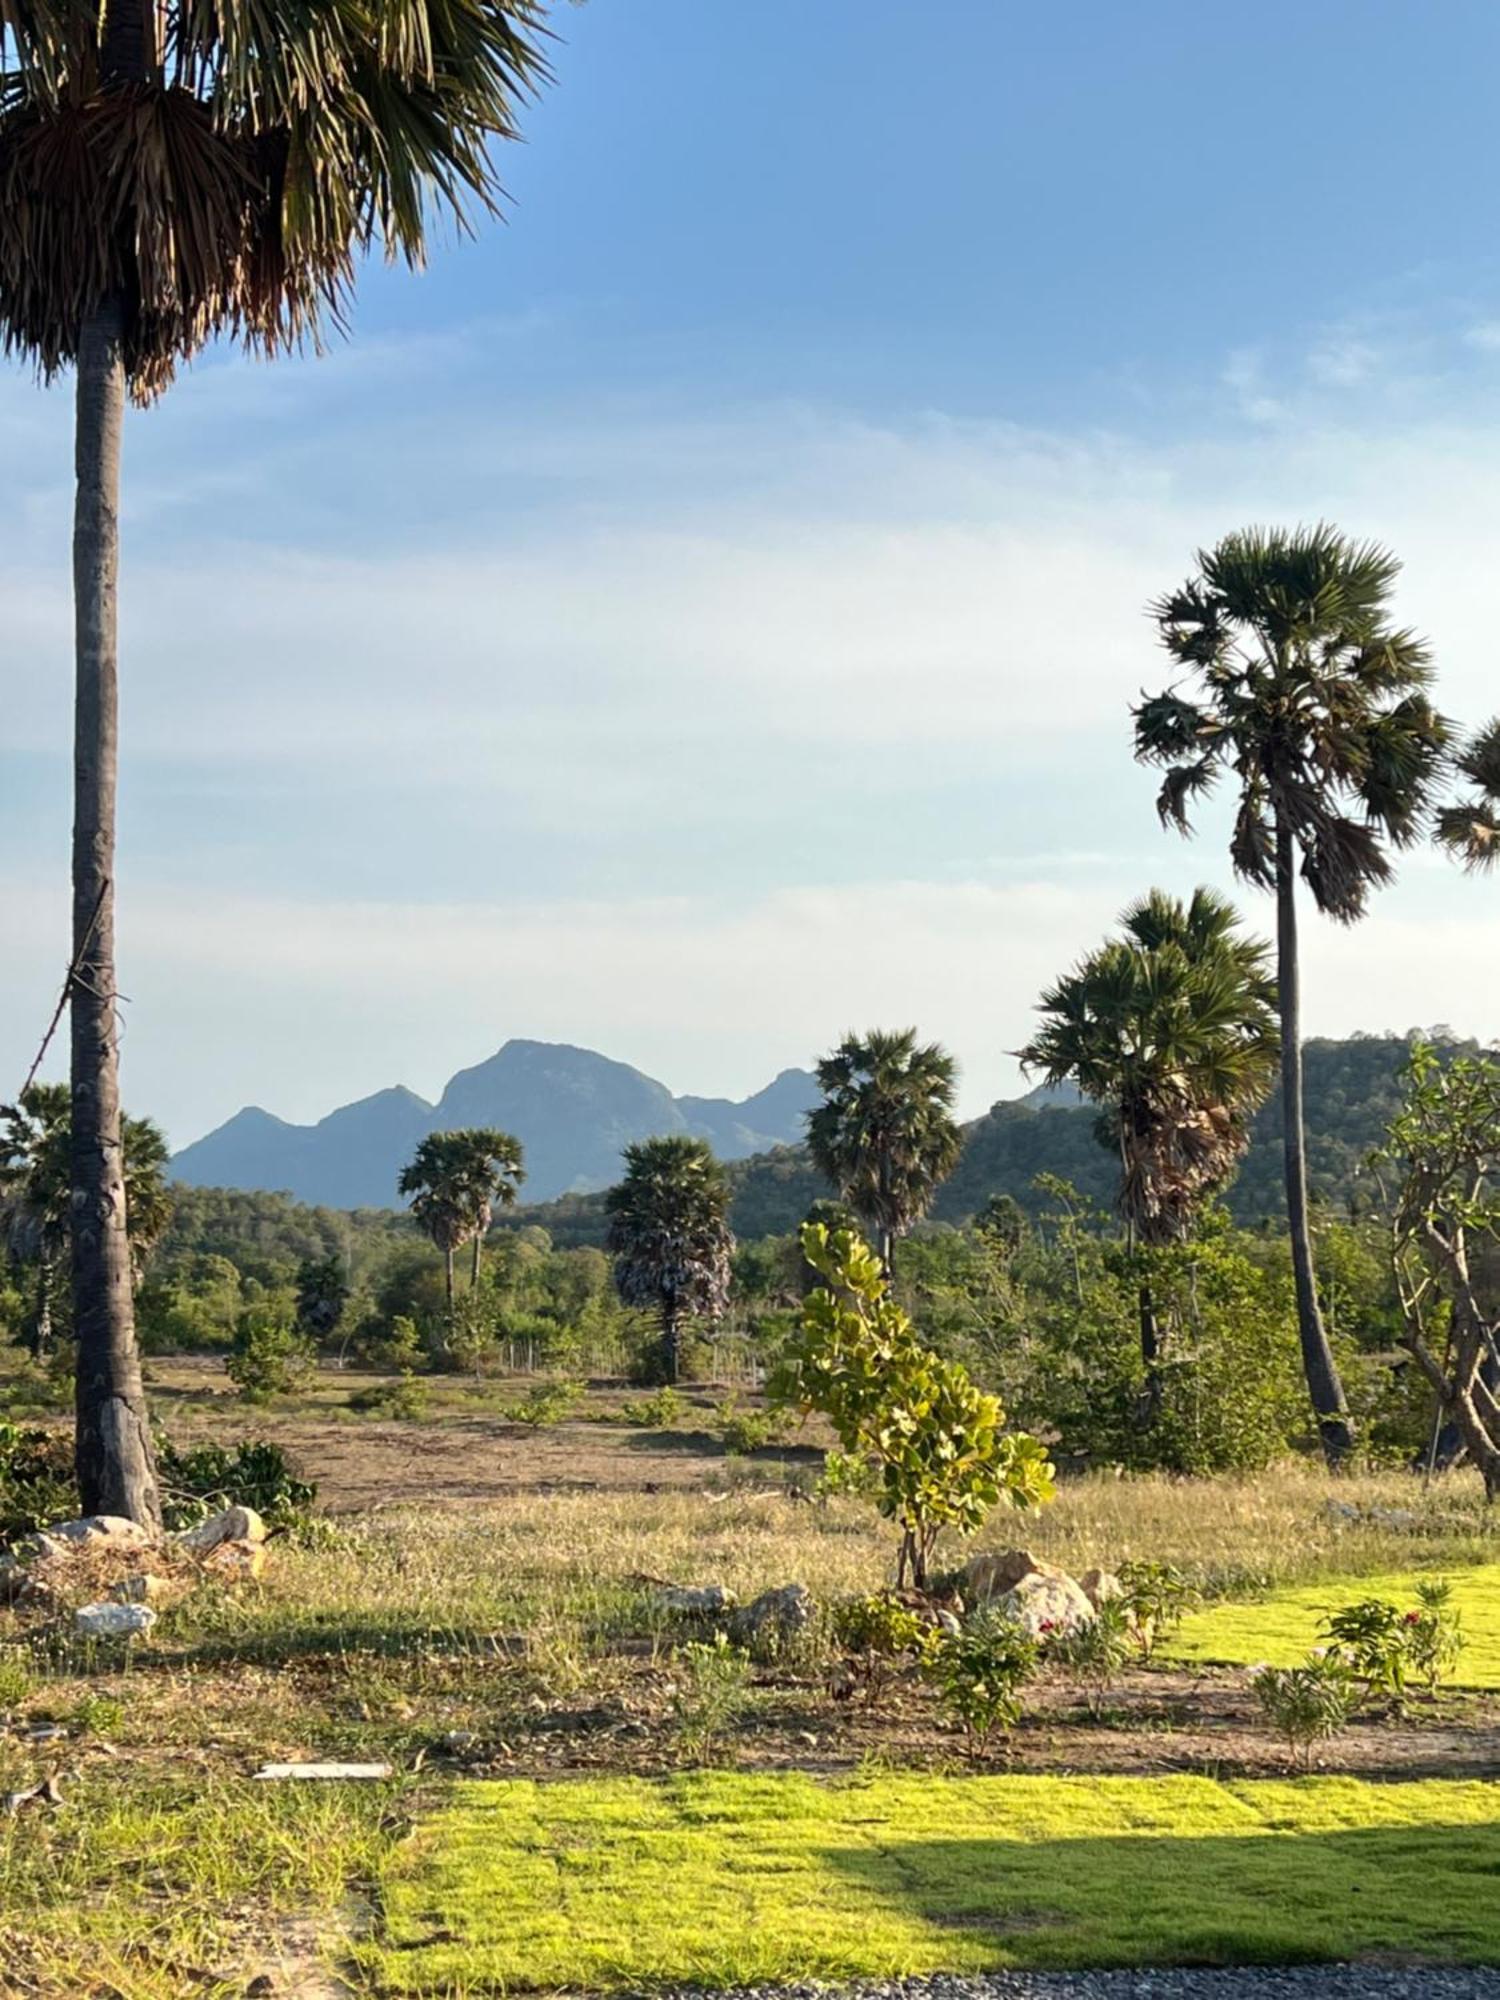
[808,1029,962,1272]
[0,1084,171,1360]
[0,2,550,1526]
[1019,888,1279,1416]
[774,1223,1054,1588]
[294,1255,350,1346]
[1378,1043,1500,1497]
[399,1130,522,1313]
[1437,719,1500,871]
[605,1136,734,1383]
[1136,525,1449,1463]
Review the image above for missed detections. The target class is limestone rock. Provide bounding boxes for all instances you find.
[108,1572,173,1606]
[75,1601,157,1639]
[961,1548,1072,1605]
[1078,1568,1125,1611]
[201,1539,268,1581]
[176,1506,267,1556]
[994,1569,1096,1639]
[50,1516,156,1551]
[654,1584,735,1616]
[731,1583,814,1652]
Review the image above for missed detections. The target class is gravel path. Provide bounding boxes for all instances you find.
[663,1974,1500,2000]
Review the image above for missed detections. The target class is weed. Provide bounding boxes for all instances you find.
[1050,1597,1132,1717]
[504,1380,585,1428]
[671,1631,752,1761]
[1250,1659,1355,1768]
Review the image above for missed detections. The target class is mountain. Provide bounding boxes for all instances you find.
[170,1040,819,1208]
[490,1032,1486,1247]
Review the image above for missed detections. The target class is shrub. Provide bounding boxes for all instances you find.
[1406,1579,1465,1691]
[361,1314,425,1375]
[620,1387,684,1428]
[773,1225,1054,1588]
[1050,1597,1132,1717]
[924,1612,1038,1758]
[671,1632,751,1762]
[1117,1560,1199,1661]
[0,1644,35,1707]
[502,1380,584,1429]
[831,1593,938,1700]
[813,1449,881,1502]
[0,1421,75,1542]
[225,1300,314,1403]
[1321,1598,1414,1707]
[1250,1659,1355,1769]
[713,1395,784,1456]
[71,1691,124,1738]
[154,1438,316,1534]
[348,1373,431,1421]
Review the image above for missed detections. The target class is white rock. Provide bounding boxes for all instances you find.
[51,1516,156,1550]
[75,1601,157,1639]
[176,1505,267,1556]
[994,1570,1096,1639]
[252,1762,392,1781]
[732,1583,814,1650]
[654,1585,735,1616]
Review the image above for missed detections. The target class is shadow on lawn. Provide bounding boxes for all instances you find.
[821,1822,1500,1967]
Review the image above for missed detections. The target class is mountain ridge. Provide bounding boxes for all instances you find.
[170,1039,820,1208]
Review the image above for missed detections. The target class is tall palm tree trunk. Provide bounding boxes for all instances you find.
[71,297,161,1529]
[1275,819,1352,1467]
[443,1246,455,1311]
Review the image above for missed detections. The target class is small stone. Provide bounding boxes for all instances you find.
[108,1573,172,1606]
[176,1506,267,1556]
[654,1584,735,1616]
[75,1601,157,1639]
[50,1516,156,1551]
[932,1609,962,1637]
[1078,1567,1125,1611]
[444,1730,479,1752]
[731,1583,814,1651]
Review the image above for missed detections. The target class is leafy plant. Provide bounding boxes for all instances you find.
[671,1632,752,1763]
[831,1593,938,1701]
[1050,1597,1132,1718]
[0,1644,34,1708]
[813,1449,881,1503]
[923,1612,1038,1758]
[1117,1560,1200,1661]
[348,1374,431,1422]
[503,1380,585,1429]
[154,1438,315,1534]
[773,1224,1054,1588]
[71,1691,124,1739]
[713,1396,783,1456]
[620,1387,684,1428]
[1321,1598,1413,1706]
[1406,1579,1465,1691]
[225,1300,314,1403]
[0,1420,75,1542]
[1250,1659,1355,1769]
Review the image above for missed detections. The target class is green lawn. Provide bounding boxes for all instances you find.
[1169,1562,1500,1682]
[370,1771,1500,1991]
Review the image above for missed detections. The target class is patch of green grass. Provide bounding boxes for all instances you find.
[369,1770,1500,1990]
[1170,1564,1500,1684]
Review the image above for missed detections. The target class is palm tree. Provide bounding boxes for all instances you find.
[399,1133,479,1313]
[1019,888,1280,1414]
[605,1136,734,1384]
[0,1084,172,1359]
[807,1029,962,1272]
[1437,719,1500,871]
[1135,524,1449,1462]
[0,0,550,1525]
[452,1128,526,1286]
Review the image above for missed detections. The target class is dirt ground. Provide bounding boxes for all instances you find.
[142,1358,822,1510]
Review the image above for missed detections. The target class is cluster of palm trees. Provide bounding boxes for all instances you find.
[397,1130,527,1308]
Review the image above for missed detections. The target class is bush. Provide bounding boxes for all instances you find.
[1117,1560,1199,1661]
[0,1421,75,1543]
[774,1225,1054,1589]
[924,1612,1038,1758]
[1050,1597,1132,1717]
[1320,1598,1415,1707]
[1250,1660,1355,1768]
[1406,1579,1465,1691]
[620,1387,684,1428]
[225,1300,314,1403]
[348,1372,431,1421]
[671,1632,751,1762]
[831,1593,938,1700]
[502,1380,584,1429]
[813,1449,881,1502]
[713,1395,784,1455]
[154,1438,316,1534]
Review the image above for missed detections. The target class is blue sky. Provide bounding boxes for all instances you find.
[5,0,1500,1145]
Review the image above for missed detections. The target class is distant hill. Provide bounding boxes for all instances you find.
[494,1031,1486,1245]
[170,1040,820,1208]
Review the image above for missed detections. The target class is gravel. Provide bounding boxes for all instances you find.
[653,1974,1500,2000]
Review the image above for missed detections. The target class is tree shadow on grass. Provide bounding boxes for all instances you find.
[821,1822,1500,1969]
